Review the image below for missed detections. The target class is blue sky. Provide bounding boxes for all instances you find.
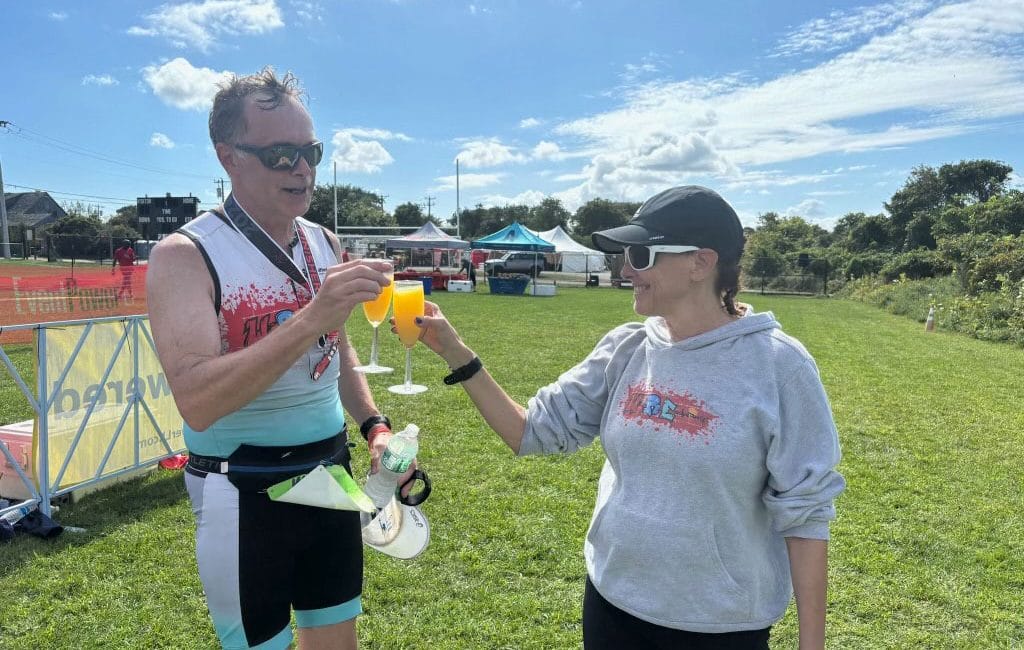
[2,0,1023,232]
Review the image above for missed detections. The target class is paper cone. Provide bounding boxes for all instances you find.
[267,465,375,512]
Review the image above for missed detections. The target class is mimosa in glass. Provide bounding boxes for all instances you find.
[353,273,394,374]
[388,280,427,394]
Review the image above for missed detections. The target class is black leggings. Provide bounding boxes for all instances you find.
[582,577,771,650]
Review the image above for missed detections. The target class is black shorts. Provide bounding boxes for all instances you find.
[185,453,363,649]
[582,577,771,650]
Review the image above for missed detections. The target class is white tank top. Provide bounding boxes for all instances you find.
[177,195,345,456]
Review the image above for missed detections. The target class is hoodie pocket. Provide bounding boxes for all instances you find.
[703,526,751,617]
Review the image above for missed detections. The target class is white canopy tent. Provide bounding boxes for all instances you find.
[532,226,607,273]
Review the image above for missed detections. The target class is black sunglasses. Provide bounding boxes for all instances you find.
[234,140,323,171]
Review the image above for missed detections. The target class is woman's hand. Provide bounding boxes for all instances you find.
[392,301,475,368]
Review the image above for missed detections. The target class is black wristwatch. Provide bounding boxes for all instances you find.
[359,414,392,440]
[444,356,483,385]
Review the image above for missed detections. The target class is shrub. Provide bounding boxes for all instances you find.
[880,249,952,281]
[843,253,888,279]
[968,235,1024,292]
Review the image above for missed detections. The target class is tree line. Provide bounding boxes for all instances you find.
[40,158,1020,292]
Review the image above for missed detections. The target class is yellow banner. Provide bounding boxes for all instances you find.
[34,319,184,490]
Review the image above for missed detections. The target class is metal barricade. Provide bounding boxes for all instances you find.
[0,315,184,518]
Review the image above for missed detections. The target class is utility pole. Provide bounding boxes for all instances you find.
[423,195,435,219]
[214,178,226,200]
[0,152,10,259]
[333,161,338,234]
[378,194,388,217]
[455,159,461,238]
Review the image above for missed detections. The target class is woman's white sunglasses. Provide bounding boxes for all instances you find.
[624,245,700,271]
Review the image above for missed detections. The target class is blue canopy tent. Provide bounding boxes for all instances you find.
[471,222,555,291]
[470,221,556,253]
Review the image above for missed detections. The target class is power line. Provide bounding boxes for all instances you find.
[6,182,136,204]
[2,120,215,182]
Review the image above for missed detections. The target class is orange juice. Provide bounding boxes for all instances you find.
[362,275,394,326]
[393,281,424,348]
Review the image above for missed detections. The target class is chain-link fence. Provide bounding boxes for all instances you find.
[743,273,830,295]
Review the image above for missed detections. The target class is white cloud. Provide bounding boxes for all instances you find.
[128,0,284,52]
[548,0,1024,204]
[141,58,233,111]
[479,189,546,207]
[150,133,176,149]
[519,117,541,129]
[620,53,666,83]
[49,11,68,20]
[291,0,322,22]
[330,130,394,173]
[338,127,411,142]
[455,139,527,167]
[532,140,562,160]
[784,198,827,219]
[432,173,502,192]
[772,0,932,57]
[82,74,118,86]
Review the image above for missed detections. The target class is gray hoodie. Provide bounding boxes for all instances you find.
[520,311,845,633]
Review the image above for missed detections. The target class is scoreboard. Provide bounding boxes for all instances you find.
[137,194,199,239]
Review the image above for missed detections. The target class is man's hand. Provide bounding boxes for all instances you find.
[367,429,418,499]
[305,260,393,332]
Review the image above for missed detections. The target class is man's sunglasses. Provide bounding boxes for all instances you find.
[624,244,700,271]
[234,141,323,171]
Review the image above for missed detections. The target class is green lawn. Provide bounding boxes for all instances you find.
[1,288,1022,648]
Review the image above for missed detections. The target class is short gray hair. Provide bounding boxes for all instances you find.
[208,66,305,145]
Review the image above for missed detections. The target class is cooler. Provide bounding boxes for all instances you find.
[0,420,35,500]
[448,280,473,293]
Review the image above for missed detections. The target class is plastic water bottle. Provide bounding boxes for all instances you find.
[363,424,419,508]
[1,503,36,525]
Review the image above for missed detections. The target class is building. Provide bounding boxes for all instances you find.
[4,191,67,236]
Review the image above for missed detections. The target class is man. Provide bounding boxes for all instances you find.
[147,68,400,650]
[112,239,136,300]
[460,251,476,288]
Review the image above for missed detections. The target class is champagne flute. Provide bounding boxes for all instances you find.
[353,272,394,374]
[388,280,427,394]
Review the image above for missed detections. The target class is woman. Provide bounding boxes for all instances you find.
[413,186,844,649]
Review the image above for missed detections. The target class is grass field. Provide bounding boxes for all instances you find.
[1,288,1022,648]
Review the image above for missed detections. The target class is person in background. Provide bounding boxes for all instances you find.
[460,250,477,288]
[412,186,845,650]
[147,67,404,650]
[112,239,136,300]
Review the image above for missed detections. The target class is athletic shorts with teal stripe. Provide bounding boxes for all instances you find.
[185,469,363,649]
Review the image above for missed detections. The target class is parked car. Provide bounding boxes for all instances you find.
[483,251,545,275]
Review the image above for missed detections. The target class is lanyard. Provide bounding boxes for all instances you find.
[215,195,339,381]
[294,226,340,380]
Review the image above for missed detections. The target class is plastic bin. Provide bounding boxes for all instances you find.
[487,275,529,295]
[419,277,432,295]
